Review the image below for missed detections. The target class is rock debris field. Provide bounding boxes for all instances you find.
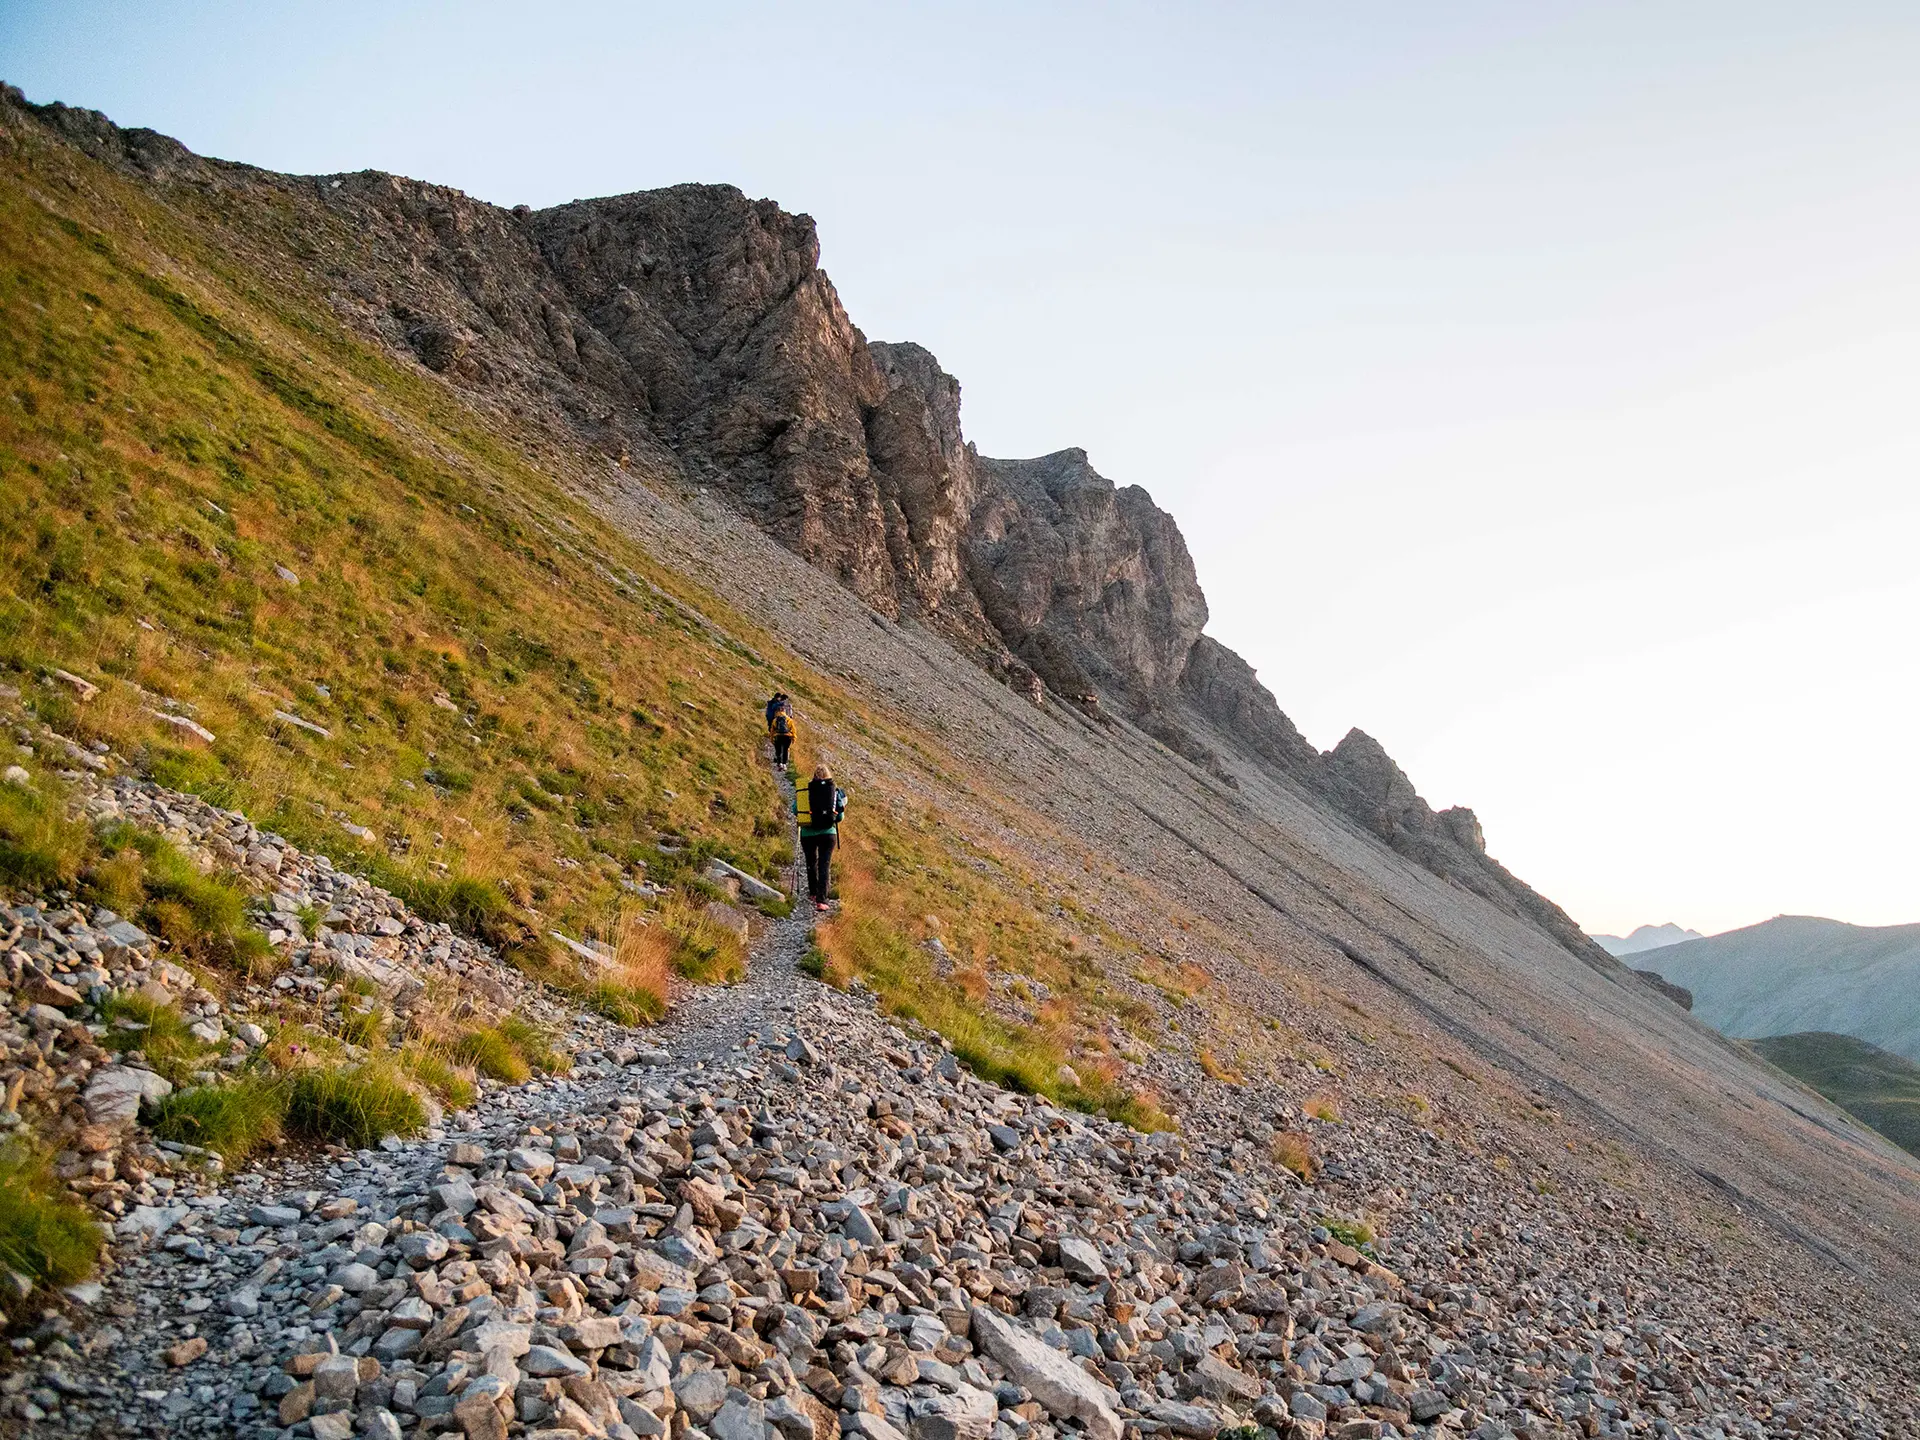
[0,767,1911,1440]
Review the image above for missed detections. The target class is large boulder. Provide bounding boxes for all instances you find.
[968,1306,1121,1440]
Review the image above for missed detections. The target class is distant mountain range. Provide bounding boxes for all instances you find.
[1635,916,1920,1064]
[1591,922,1703,956]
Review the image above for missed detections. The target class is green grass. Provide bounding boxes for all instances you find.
[286,1065,426,1148]
[818,906,1170,1129]
[657,901,746,985]
[339,1003,386,1049]
[454,1015,569,1083]
[0,768,89,890]
[398,1042,476,1110]
[1749,1032,1920,1159]
[0,1142,105,1292]
[496,1014,570,1074]
[147,1078,286,1165]
[455,1026,529,1084]
[90,826,274,976]
[583,978,668,1026]
[1322,1216,1376,1249]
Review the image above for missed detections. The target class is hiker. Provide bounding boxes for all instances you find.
[768,703,795,770]
[795,763,846,912]
[764,691,791,728]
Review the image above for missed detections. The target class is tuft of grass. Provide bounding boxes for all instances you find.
[397,1041,477,1110]
[339,1003,387,1049]
[656,897,746,985]
[1197,1047,1243,1085]
[92,825,274,976]
[455,1027,530,1085]
[147,1078,286,1165]
[584,979,665,1027]
[1323,1216,1375,1249]
[1271,1130,1318,1180]
[0,1142,105,1291]
[580,906,671,1025]
[1303,1092,1341,1122]
[798,942,836,982]
[0,770,89,891]
[497,1014,570,1074]
[84,843,146,916]
[286,1064,426,1148]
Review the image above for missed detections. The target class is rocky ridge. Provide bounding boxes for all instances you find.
[2,85,1609,971]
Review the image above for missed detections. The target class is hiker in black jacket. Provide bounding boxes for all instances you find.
[795,764,846,911]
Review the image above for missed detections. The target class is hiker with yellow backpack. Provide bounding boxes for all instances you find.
[795,764,847,912]
[766,692,795,770]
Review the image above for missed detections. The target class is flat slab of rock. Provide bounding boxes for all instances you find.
[969,1306,1121,1440]
[83,1065,172,1127]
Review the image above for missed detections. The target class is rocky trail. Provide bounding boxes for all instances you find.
[0,756,1906,1440]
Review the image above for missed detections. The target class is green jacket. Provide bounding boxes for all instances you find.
[796,785,846,837]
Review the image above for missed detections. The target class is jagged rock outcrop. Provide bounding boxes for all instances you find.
[9,85,1610,971]
[967,449,1207,705]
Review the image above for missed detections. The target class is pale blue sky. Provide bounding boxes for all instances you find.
[6,2,1918,933]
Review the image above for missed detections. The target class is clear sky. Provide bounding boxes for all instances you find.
[6,2,1917,936]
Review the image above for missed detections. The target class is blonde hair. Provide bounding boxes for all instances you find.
[812,764,832,781]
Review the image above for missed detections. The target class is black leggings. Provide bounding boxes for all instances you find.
[772,734,792,765]
[801,832,836,902]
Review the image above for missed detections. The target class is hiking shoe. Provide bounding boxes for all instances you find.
[815,901,830,912]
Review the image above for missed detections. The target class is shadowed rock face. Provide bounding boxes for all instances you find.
[23,87,1604,966]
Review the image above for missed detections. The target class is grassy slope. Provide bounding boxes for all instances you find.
[0,107,1181,1120]
[1748,1032,1920,1159]
[0,125,800,957]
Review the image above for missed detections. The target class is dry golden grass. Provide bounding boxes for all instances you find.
[1304,1091,1342,1122]
[1272,1130,1318,1180]
[1197,1047,1244,1085]
[613,906,673,1008]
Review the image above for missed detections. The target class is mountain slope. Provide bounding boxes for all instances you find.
[1749,1031,1920,1159]
[4,80,1920,1407]
[1638,916,1920,1063]
[5,87,1623,978]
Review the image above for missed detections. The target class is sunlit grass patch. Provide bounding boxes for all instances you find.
[0,1142,104,1292]
[654,897,746,985]
[0,766,89,891]
[88,825,275,978]
[455,1026,530,1085]
[1303,1092,1341,1122]
[286,1064,425,1148]
[397,1040,477,1110]
[148,1078,286,1166]
[497,1014,569,1074]
[1272,1130,1317,1180]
